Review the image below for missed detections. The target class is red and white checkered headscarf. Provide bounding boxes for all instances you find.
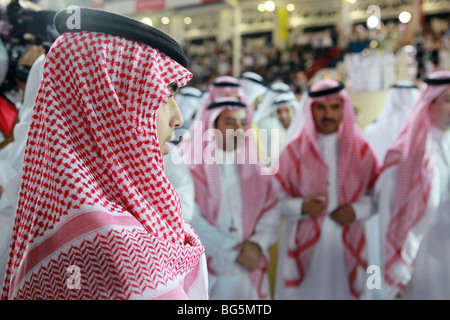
[1,31,205,299]
[179,97,278,299]
[383,70,450,291]
[274,79,380,299]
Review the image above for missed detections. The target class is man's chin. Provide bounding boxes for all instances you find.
[161,143,170,156]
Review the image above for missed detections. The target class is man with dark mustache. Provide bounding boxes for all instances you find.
[272,78,380,300]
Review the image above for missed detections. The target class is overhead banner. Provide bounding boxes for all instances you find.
[135,0,166,11]
[135,0,223,12]
[40,0,224,15]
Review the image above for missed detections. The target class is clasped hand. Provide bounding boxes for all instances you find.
[233,241,262,272]
[301,195,356,227]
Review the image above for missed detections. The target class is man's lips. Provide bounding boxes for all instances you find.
[322,119,335,124]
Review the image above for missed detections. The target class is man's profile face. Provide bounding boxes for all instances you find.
[311,97,344,135]
[156,83,183,156]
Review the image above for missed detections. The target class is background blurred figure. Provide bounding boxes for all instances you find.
[180,96,280,300]
[0,1,57,148]
[0,53,44,287]
[174,86,203,135]
[193,75,247,125]
[364,81,421,162]
[260,91,301,167]
[238,71,268,112]
[362,80,420,299]
[1,8,207,300]
[273,79,379,300]
[252,81,291,126]
[253,81,292,167]
[374,70,450,300]
[164,86,203,223]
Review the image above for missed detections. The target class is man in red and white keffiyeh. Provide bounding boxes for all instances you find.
[1,8,207,300]
[375,70,450,300]
[273,78,380,300]
[179,94,280,300]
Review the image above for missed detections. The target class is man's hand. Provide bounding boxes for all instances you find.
[330,204,356,227]
[234,241,262,272]
[301,195,327,217]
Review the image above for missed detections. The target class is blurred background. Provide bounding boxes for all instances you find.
[0,0,449,127]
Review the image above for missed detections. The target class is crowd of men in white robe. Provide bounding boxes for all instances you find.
[0,45,449,300]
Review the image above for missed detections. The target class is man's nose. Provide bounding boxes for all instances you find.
[324,106,334,118]
[173,102,184,129]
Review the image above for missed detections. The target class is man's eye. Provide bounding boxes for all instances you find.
[332,104,340,109]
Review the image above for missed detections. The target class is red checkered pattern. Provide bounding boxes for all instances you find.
[1,31,204,299]
[383,70,450,291]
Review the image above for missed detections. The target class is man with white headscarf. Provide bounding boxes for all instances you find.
[257,91,301,167]
[374,70,450,300]
[238,71,267,111]
[273,78,380,300]
[253,81,292,167]
[164,77,246,223]
[174,86,203,134]
[364,81,421,162]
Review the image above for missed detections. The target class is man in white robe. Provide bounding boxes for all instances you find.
[273,79,380,300]
[362,81,420,299]
[364,81,420,162]
[238,71,267,111]
[374,70,450,300]
[179,96,280,300]
[164,77,246,223]
[253,82,293,167]
[257,91,301,167]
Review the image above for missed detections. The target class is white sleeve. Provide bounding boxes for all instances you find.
[249,201,281,252]
[189,203,239,262]
[274,177,304,220]
[373,166,397,243]
[352,194,376,221]
[163,144,195,222]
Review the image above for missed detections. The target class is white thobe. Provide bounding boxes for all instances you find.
[257,117,288,168]
[274,133,374,300]
[163,142,195,222]
[189,151,280,300]
[374,127,450,299]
